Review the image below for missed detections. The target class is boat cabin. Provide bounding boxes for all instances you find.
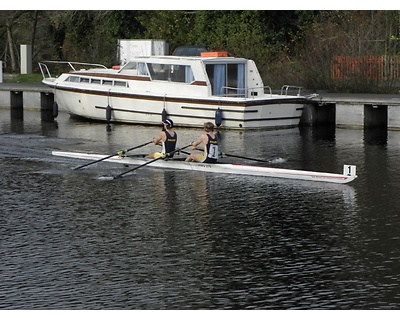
[116,55,265,98]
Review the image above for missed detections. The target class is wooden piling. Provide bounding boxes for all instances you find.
[364,104,388,128]
[40,91,55,122]
[10,91,23,120]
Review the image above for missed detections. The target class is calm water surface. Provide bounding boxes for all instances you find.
[1,108,400,309]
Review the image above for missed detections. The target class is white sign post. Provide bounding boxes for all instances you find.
[21,44,32,74]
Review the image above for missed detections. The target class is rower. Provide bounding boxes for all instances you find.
[146,119,177,159]
[185,122,218,163]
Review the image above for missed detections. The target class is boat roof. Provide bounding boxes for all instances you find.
[121,55,248,64]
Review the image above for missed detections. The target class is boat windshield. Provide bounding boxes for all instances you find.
[147,63,194,83]
[120,61,149,75]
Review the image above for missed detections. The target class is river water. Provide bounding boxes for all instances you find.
[1,108,400,310]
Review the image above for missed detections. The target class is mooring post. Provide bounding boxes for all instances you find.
[364,104,388,128]
[0,60,3,83]
[10,91,23,120]
[40,92,55,122]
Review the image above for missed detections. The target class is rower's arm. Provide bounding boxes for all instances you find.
[191,134,207,149]
[153,132,165,145]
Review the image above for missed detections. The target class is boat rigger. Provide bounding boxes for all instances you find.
[52,151,357,184]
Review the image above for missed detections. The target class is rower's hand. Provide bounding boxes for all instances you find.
[117,150,127,157]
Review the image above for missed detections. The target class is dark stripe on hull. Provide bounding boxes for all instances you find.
[95,105,302,123]
[47,84,305,107]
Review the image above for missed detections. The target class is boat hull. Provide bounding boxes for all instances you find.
[48,84,304,129]
[52,151,357,184]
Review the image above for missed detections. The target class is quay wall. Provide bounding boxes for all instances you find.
[302,93,400,130]
[0,90,42,110]
[0,83,54,110]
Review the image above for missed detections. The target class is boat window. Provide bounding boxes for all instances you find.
[66,76,79,82]
[147,63,194,83]
[227,63,245,97]
[114,81,127,87]
[122,61,137,70]
[206,63,246,97]
[91,79,101,84]
[102,80,113,86]
[80,77,90,83]
[138,63,148,75]
[120,61,148,76]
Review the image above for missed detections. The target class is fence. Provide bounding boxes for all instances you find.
[331,55,400,81]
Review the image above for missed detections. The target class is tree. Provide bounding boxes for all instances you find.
[0,11,25,72]
[293,11,400,92]
[0,10,53,72]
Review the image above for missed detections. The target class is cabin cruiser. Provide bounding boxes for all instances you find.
[39,52,305,129]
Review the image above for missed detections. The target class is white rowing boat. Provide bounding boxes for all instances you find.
[52,151,357,184]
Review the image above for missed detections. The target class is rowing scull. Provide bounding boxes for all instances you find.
[52,151,357,184]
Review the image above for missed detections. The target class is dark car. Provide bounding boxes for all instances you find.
[172,46,208,56]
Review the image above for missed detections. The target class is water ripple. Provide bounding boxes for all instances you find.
[2,124,400,309]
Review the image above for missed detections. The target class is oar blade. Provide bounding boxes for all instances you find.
[97,175,116,181]
[268,157,286,164]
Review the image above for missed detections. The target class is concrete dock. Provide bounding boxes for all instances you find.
[1,83,400,130]
[0,83,52,109]
[303,92,400,130]
[0,83,55,121]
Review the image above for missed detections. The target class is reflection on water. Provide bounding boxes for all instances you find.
[1,108,400,309]
[299,124,336,142]
[364,127,388,145]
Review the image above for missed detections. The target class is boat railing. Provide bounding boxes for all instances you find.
[220,86,273,98]
[38,61,108,79]
[38,62,52,79]
[280,85,302,96]
[219,86,246,98]
[249,86,273,97]
[217,85,303,98]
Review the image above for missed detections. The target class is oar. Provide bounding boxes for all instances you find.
[184,148,281,163]
[73,140,153,170]
[112,144,191,179]
[219,152,281,163]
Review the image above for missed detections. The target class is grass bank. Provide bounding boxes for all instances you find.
[3,73,43,84]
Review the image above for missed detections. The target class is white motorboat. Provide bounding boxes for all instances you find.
[52,150,357,184]
[39,52,306,129]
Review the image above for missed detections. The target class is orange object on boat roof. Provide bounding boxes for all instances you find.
[201,51,228,57]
